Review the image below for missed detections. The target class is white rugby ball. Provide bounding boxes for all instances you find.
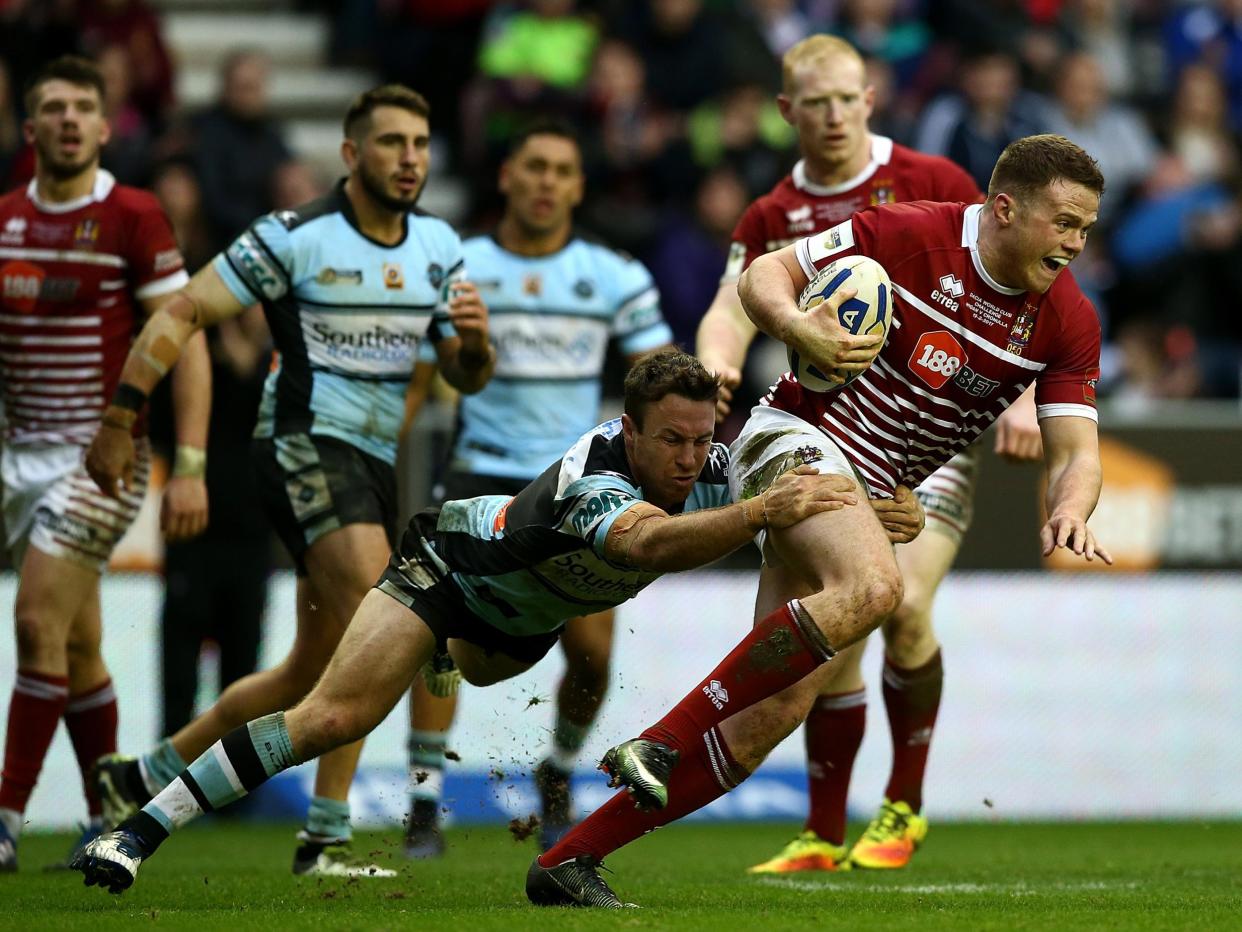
[787,255,892,392]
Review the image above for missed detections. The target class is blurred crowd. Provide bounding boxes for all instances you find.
[3,0,1242,409]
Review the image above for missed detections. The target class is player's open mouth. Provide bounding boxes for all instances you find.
[1041,256,1070,273]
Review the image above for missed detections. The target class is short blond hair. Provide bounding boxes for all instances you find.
[781,35,865,96]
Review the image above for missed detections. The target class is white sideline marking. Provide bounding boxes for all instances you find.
[755,878,1140,896]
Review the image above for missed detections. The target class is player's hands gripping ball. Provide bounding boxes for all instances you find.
[788,256,892,391]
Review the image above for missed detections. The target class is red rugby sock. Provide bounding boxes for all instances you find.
[64,678,119,819]
[540,725,746,864]
[0,670,70,814]
[803,689,866,845]
[882,650,943,811]
[644,600,834,754]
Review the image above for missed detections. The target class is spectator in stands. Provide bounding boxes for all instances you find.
[0,61,22,187]
[833,0,933,90]
[186,50,295,252]
[1058,0,1144,98]
[1166,63,1240,185]
[1163,0,1242,130]
[741,0,822,58]
[644,164,749,348]
[79,0,175,127]
[98,43,153,186]
[1041,50,1159,225]
[460,0,600,173]
[913,47,1045,192]
[685,83,793,196]
[611,0,732,111]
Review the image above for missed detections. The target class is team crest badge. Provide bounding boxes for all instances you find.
[1006,303,1038,355]
[573,278,594,299]
[426,262,444,288]
[870,181,894,205]
[383,262,404,289]
[523,274,542,297]
[73,219,100,249]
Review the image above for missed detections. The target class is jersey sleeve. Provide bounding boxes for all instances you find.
[610,256,672,355]
[213,213,297,306]
[1034,294,1101,422]
[792,210,879,280]
[721,201,769,284]
[558,473,645,558]
[127,199,189,302]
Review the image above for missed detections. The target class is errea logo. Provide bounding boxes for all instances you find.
[703,679,729,710]
[932,273,963,311]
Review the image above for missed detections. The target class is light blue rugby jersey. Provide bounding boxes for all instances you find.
[214,183,463,464]
[427,418,730,637]
[448,234,672,479]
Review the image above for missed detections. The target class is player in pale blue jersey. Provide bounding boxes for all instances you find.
[402,122,674,855]
[73,351,866,898]
[83,85,496,877]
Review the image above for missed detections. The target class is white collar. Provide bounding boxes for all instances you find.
[792,135,894,196]
[26,169,116,214]
[960,203,1025,296]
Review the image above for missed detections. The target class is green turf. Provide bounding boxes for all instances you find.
[7,820,1241,930]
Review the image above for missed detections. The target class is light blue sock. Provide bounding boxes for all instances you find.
[305,796,352,841]
[140,738,188,794]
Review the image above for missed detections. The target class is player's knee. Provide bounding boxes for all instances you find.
[885,596,932,655]
[307,701,368,752]
[856,564,904,627]
[13,603,55,658]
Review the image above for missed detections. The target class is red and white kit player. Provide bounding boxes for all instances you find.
[697,34,1043,873]
[0,56,210,870]
[527,135,1110,908]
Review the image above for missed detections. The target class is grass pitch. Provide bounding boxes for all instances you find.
[9,820,1241,930]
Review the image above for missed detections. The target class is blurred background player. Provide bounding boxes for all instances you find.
[86,84,496,877]
[0,55,209,871]
[402,119,672,857]
[695,35,1044,873]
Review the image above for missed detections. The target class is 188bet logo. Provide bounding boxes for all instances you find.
[909,330,965,389]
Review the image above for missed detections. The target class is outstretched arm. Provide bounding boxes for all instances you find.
[87,265,246,498]
[1039,415,1111,563]
[604,466,859,572]
[163,322,211,541]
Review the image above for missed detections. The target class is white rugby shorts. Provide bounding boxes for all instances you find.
[1,438,150,572]
[913,444,979,545]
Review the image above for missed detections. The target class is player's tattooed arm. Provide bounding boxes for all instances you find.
[1039,415,1112,564]
[87,265,246,499]
[696,280,756,422]
[437,281,495,393]
[604,466,858,572]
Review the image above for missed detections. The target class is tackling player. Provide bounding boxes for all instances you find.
[402,120,673,857]
[0,56,210,871]
[696,35,1044,872]
[528,134,1112,908]
[69,350,915,895]
[85,84,496,877]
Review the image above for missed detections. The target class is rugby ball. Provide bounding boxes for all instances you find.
[787,255,892,392]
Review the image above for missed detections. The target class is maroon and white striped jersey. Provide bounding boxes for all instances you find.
[722,135,981,284]
[0,170,187,444]
[767,200,1100,497]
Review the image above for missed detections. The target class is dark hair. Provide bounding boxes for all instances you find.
[988,134,1106,203]
[343,84,430,139]
[23,55,105,114]
[623,349,719,429]
[507,118,580,158]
